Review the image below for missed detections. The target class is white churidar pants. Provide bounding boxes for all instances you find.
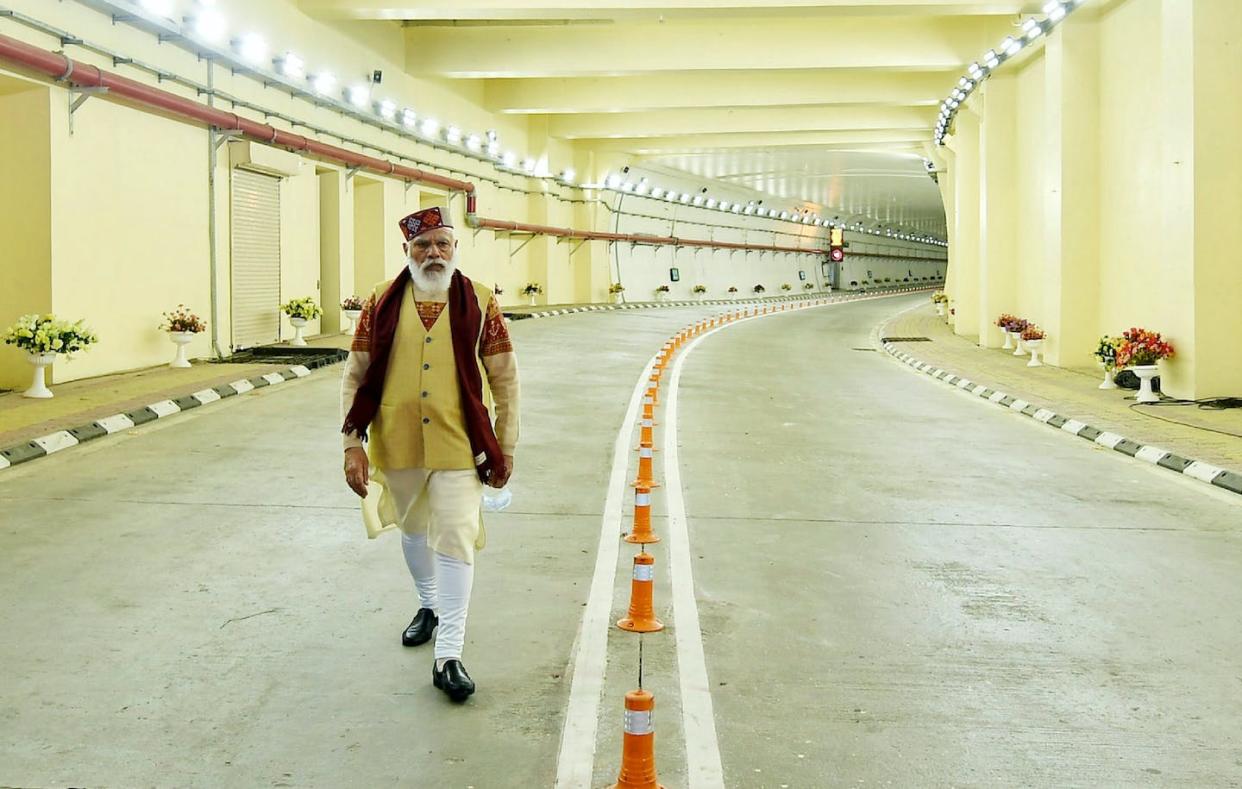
[384,467,482,661]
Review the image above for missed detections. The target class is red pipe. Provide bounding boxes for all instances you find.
[0,33,473,194]
[474,217,827,256]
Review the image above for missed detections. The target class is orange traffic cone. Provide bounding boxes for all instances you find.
[612,689,664,789]
[617,552,663,632]
[634,415,656,449]
[625,486,659,544]
[641,387,658,422]
[631,440,660,488]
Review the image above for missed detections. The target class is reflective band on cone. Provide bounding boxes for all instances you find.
[631,441,660,489]
[625,485,659,544]
[611,689,664,789]
[634,417,656,450]
[618,553,663,633]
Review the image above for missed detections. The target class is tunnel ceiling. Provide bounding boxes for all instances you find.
[299,1,1049,236]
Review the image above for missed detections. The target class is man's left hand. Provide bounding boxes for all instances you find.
[488,454,515,488]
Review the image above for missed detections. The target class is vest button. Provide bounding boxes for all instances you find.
[421,391,429,398]
[422,417,430,424]
[423,363,430,370]
[425,337,433,344]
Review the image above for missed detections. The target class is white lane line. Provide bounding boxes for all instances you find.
[663,330,727,789]
[554,354,656,789]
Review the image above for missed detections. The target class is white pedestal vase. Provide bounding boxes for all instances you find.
[168,331,195,368]
[1001,330,1014,350]
[1012,336,1026,356]
[1132,364,1160,403]
[528,294,538,307]
[611,293,622,304]
[696,293,705,302]
[288,317,308,346]
[1024,339,1044,367]
[1098,363,1118,390]
[655,292,667,303]
[935,303,945,316]
[23,352,56,399]
[342,309,362,335]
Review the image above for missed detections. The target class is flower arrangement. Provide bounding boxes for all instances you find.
[282,297,322,320]
[850,281,859,287]
[1115,328,1174,367]
[160,304,207,334]
[1020,325,1045,341]
[522,283,543,295]
[655,284,671,293]
[727,286,738,293]
[3,314,98,357]
[995,313,1018,329]
[753,284,766,293]
[1094,336,1123,369]
[931,291,948,304]
[341,296,364,311]
[781,283,792,291]
[609,283,625,294]
[883,277,892,283]
[692,284,707,294]
[493,283,505,296]
[803,283,815,290]
[1004,316,1029,333]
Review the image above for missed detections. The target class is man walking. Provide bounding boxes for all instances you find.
[340,205,519,702]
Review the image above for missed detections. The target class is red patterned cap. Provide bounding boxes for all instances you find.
[399,206,453,241]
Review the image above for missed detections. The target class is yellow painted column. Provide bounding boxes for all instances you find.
[977,74,1018,348]
[936,147,957,301]
[0,84,52,390]
[1042,14,1100,368]
[318,168,353,334]
[1159,0,1242,399]
[948,106,981,340]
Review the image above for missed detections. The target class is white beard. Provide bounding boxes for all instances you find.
[407,256,457,295]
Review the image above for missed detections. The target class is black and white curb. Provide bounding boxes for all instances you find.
[506,287,934,322]
[881,341,1242,498]
[0,363,325,474]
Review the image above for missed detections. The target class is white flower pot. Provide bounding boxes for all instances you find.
[288,316,308,346]
[168,331,195,368]
[1012,336,1026,356]
[935,303,945,316]
[342,309,362,335]
[696,293,705,302]
[1098,362,1117,390]
[655,292,666,302]
[610,293,622,304]
[1001,330,1014,350]
[528,294,538,307]
[23,352,57,399]
[1132,364,1160,403]
[1024,339,1044,367]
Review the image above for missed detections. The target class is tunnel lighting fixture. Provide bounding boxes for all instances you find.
[310,72,336,96]
[141,0,175,18]
[692,195,704,206]
[465,134,482,152]
[768,209,778,218]
[376,99,396,120]
[1023,18,1044,40]
[1001,36,1022,56]
[664,191,677,202]
[559,168,575,184]
[502,151,518,169]
[705,198,717,209]
[346,84,370,108]
[679,193,691,204]
[400,108,417,128]
[651,187,665,199]
[621,181,635,193]
[233,32,267,65]
[635,178,650,195]
[276,51,304,80]
[605,173,621,189]
[732,203,742,213]
[487,141,501,159]
[188,0,227,43]
[419,117,439,137]
[522,158,537,174]
[445,125,462,145]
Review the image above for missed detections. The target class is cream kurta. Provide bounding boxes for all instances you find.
[341,277,520,563]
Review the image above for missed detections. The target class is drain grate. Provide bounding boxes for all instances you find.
[882,336,932,343]
[851,348,877,352]
[215,347,347,369]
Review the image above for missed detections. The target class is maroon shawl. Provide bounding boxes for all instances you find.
[342,268,504,483]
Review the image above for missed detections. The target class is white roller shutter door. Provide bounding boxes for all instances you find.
[230,169,282,349]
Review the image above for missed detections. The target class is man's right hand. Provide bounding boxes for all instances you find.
[344,447,369,498]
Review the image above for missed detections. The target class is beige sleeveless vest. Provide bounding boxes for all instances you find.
[368,278,493,471]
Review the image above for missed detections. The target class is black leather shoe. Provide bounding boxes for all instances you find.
[401,608,438,647]
[432,659,476,702]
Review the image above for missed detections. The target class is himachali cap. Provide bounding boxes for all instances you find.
[399,205,453,241]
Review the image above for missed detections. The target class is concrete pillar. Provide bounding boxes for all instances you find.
[1159,0,1242,399]
[949,106,981,340]
[318,169,352,334]
[1042,14,1100,367]
[0,86,52,390]
[977,73,1018,348]
[352,176,386,296]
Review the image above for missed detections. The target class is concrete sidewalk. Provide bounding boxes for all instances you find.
[881,304,1242,474]
[0,335,351,459]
